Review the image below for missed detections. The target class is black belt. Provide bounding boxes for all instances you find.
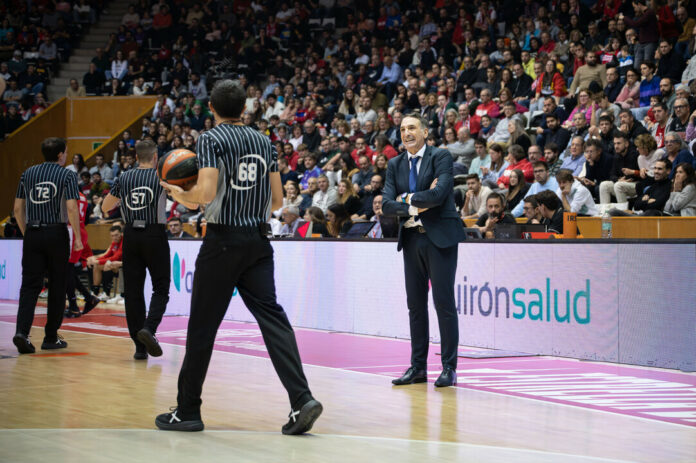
[208,223,271,234]
[27,220,65,229]
[404,225,426,234]
[125,222,166,230]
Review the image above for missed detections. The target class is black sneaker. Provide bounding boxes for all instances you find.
[133,349,148,360]
[64,308,82,318]
[137,328,163,357]
[281,399,323,435]
[41,335,68,350]
[82,296,100,315]
[12,333,35,354]
[155,407,204,431]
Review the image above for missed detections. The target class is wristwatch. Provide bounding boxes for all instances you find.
[400,193,408,203]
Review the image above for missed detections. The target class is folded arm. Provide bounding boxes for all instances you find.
[381,160,410,217]
[410,151,454,209]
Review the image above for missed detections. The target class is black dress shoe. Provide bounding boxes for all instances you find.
[82,296,100,315]
[64,308,81,318]
[155,407,204,432]
[13,333,35,354]
[137,328,163,357]
[282,399,323,435]
[133,350,148,360]
[41,335,68,350]
[392,366,427,385]
[434,368,457,387]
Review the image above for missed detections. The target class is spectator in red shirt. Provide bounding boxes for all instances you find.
[281,142,299,170]
[152,5,173,46]
[538,32,556,54]
[350,137,374,164]
[374,135,398,160]
[471,89,500,129]
[498,144,534,188]
[86,225,123,301]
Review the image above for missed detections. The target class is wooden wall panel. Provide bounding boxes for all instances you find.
[0,96,156,220]
[65,96,156,164]
[0,98,67,219]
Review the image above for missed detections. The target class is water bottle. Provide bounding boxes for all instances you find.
[601,212,612,238]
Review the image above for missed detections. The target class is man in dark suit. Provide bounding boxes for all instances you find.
[382,113,466,388]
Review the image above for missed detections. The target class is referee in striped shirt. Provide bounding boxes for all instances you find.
[155,79,322,435]
[101,139,170,360]
[12,137,83,354]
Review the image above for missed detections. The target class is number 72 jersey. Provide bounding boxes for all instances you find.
[16,162,79,224]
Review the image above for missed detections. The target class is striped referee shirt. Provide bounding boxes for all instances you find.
[15,162,79,224]
[197,124,278,227]
[109,168,167,224]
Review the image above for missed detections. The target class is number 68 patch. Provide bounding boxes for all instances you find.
[230,154,268,191]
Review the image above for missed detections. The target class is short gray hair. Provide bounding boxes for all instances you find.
[665,131,685,149]
[283,205,300,216]
[401,112,428,131]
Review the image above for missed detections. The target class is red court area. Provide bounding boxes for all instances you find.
[1,301,695,428]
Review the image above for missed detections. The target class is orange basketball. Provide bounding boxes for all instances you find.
[157,149,199,190]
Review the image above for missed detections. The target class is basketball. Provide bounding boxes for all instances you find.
[157,148,198,190]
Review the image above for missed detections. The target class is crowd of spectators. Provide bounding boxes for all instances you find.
[0,0,105,138]
[8,0,696,238]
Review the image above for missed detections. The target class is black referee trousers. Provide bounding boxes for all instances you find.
[177,225,311,418]
[122,224,170,346]
[16,225,69,341]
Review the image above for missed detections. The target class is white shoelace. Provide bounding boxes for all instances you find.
[288,409,300,423]
[169,410,182,424]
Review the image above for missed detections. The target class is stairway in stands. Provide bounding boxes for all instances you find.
[46,0,130,102]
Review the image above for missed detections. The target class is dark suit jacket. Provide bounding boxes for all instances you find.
[382,146,466,251]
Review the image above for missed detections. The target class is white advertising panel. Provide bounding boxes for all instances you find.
[2,238,691,369]
[0,240,22,300]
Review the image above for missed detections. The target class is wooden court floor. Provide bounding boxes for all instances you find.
[0,304,694,463]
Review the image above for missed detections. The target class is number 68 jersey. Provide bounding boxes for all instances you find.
[110,168,167,224]
[16,162,79,224]
[196,124,278,227]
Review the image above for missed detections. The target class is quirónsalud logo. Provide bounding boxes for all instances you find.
[457,277,591,324]
[173,252,192,293]
[172,252,237,296]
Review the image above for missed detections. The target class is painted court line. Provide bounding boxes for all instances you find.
[0,428,636,463]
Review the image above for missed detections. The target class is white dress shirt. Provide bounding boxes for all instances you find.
[404,144,426,227]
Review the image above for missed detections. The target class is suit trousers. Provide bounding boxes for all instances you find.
[122,224,170,347]
[176,226,311,419]
[402,228,459,371]
[16,225,69,341]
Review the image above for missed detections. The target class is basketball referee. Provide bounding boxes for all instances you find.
[12,137,83,354]
[155,79,322,435]
[101,139,170,360]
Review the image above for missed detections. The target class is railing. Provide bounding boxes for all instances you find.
[462,216,696,238]
[79,217,696,250]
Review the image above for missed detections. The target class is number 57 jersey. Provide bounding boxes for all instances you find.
[110,168,167,224]
[196,124,278,227]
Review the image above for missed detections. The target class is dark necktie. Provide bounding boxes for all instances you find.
[409,156,419,193]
